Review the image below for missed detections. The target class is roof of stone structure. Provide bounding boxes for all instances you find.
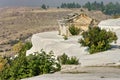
[59,13,92,24]
[73,14,92,24]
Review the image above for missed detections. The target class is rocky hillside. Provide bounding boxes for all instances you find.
[0,7,111,53]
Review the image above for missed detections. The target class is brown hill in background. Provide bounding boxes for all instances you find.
[0,7,111,54]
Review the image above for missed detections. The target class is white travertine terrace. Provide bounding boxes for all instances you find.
[27,30,120,67]
[98,18,120,30]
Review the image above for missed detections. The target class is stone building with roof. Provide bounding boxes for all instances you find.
[57,13,98,36]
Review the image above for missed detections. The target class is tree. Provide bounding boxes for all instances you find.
[104,2,115,15]
[79,27,117,54]
[60,2,81,8]
[83,1,91,11]
[61,3,67,8]
[100,1,105,12]
[76,3,81,8]
[83,1,120,15]
[41,4,47,9]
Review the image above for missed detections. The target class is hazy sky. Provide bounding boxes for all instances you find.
[0,0,120,7]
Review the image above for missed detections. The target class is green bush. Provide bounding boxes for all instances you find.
[79,27,118,54]
[63,35,68,40]
[69,24,81,35]
[57,53,79,65]
[0,42,60,80]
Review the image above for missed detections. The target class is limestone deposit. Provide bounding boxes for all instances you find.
[27,29,120,67]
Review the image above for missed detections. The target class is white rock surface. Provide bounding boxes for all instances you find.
[22,73,120,80]
[27,31,86,57]
[27,30,120,67]
[22,67,120,80]
[98,18,120,31]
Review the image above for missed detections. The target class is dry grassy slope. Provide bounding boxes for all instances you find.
[0,8,73,52]
[0,7,111,52]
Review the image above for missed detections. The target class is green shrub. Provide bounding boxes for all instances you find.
[69,24,81,35]
[63,35,68,40]
[79,27,118,54]
[0,42,60,80]
[57,53,79,65]
[67,56,79,65]
[27,51,61,74]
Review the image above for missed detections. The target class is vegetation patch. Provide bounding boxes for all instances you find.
[79,27,117,54]
[0,42,61,80]
[57,53,79,65]
[83,1,120,15]
[63,35,68,40]
[0,56,9,72]
[69,24,81,35]
[60,2,81,8]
